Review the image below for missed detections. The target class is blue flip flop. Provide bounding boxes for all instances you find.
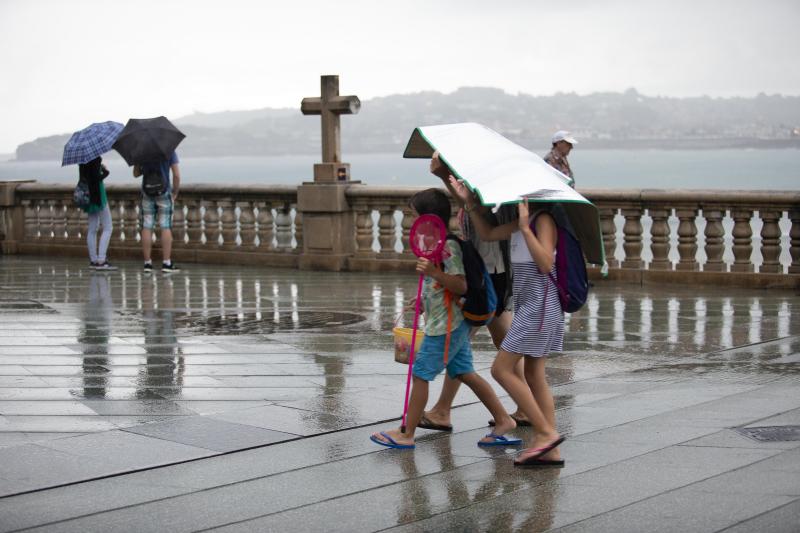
[370,431,415,449]
[478,433,523,447]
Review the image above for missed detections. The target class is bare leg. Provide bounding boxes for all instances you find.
[372,376,428,446]
[424,373,459,427]
[458,372,516,440]
[141,228,152,263]
[525,357,560,459]
[161,229,173,263]
[487,312,530,424]
[491,350,559,457]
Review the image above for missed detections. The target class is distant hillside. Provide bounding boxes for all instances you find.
[15,88,800,160]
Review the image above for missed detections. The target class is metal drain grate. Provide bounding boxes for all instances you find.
[735,426,800,442]
[175,310,366,335]
[0,298,54,312]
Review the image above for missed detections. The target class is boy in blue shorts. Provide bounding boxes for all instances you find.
[370,189,521,449]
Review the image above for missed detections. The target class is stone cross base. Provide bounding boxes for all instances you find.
[297,182,355,271]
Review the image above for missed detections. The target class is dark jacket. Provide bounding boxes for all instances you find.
[78,157,109,208]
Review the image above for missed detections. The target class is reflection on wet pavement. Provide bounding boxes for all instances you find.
[0,256,798,531]
[0,257,797,442]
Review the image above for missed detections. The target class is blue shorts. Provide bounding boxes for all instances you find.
[140,192,173,230]
[412,320,475,381]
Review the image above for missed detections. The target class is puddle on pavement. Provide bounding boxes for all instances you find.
[174,310,367,335]
[736,426,800,442]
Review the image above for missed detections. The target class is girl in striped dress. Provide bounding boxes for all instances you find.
[452,177,565,468]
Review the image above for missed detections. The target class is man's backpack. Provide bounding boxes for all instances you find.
[446,235,497,326]
[140,162,166,197]
[532,211,589,313]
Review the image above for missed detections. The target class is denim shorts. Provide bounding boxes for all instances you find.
[412,320,475,381]
[140,192,173,230]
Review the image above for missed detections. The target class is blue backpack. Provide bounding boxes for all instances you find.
[446,235,497,326]
[532,211,589,314]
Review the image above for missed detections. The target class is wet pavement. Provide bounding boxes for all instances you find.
[0,255,798,532]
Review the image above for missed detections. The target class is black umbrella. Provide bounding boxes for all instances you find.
[112,116,186,165]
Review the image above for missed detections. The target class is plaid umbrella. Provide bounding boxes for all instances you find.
[61,121,124,166]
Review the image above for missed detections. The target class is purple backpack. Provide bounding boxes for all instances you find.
[532,211,589,313]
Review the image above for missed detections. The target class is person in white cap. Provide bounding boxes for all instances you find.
[544,130,577,187]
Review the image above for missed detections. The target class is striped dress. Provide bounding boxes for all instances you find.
[500,220,564,356]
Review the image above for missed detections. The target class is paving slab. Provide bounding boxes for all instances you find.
[0,256,799,532]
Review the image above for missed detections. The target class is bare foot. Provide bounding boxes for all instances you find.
[479,414,517,445]
[510,411,531,425]
[370,428,414,448]
[516,433,563,462]
[422,410,451,428]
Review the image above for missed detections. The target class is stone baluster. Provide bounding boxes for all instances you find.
[293,211,303,251]
[377,205,395,255]
[172,201,186,247]
[219,200,237,248]
[204,200,221,247]
[66,205,82,243]
[39,201,54,241]
[355,206,374,254]
[676,208,699,271]
[275,205,293,251]
[123,200,139,245]
[759,210,782,274]
[731,209,754,272]
[185,199,203,247]
[621,207,643,269]
[107,200,121,245]
[789,209,800,274]
[648,207,671,270]
[401,207,413,257]
[599,207,617,268]
[52,201,67,241]
[237,200,256,249]
[256,202,274,250]
[702,209,725,272]
[22,200,39,240]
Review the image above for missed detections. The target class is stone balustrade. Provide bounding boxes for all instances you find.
[4,183,301,267]
[1,181,797,288]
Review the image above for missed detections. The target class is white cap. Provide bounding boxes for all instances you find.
[552,130,578,145]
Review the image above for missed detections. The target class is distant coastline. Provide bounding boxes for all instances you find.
[12,87,800,161]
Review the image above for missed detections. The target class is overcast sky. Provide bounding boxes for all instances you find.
[1,0,799,153]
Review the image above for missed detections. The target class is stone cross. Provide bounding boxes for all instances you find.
[301,75,360,181]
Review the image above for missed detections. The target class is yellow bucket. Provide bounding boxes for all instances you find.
[393,327,424,365]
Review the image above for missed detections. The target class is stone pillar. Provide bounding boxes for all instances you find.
[219,200,237,249]
[731,209,754,273]
[790,209,800,275]
[759,210,782,274]
[648,208,671,270]
[621,208,643,269]
[237,200,256,249]
[354,206,374,255]
[172,201,186,248]
[599,207,617,268]
[377,205,395,255]
[297,183,355,271]
[255,202,273,250]
[0,181,29,254]
[703,209,725,272]
[676,208,698,271]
